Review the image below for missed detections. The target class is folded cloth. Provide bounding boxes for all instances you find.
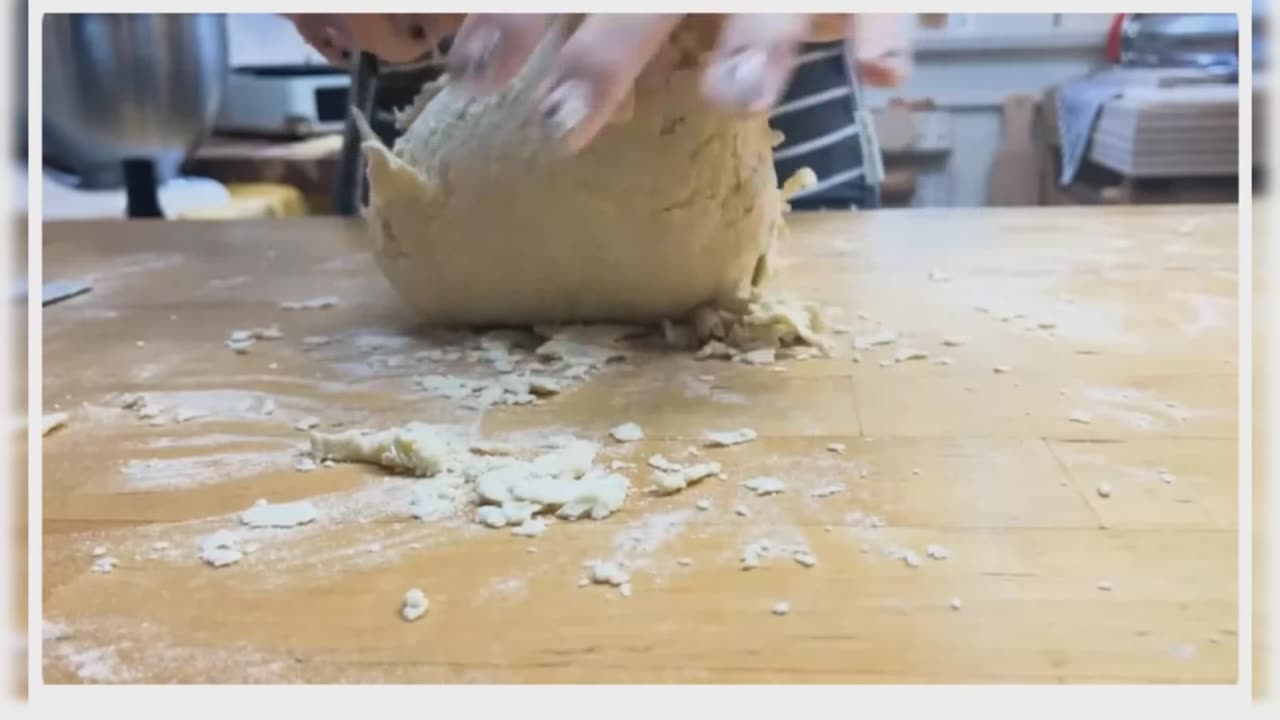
[1054,76,1128,185]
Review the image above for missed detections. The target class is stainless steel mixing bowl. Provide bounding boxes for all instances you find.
[42,13,229,189]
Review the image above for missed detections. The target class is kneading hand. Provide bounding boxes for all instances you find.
[286,13,911,153]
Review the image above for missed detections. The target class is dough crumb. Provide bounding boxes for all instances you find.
[280,296,340,311]
[609,422,645,443]
[695,498,713,511]
[90,556,118,574]
[198,530,243,568]
[793,551,818,568]
[902,550,921,568]
[90,545,108,557]
[810,484,846,498]
[741,476,785,496]
[42,412,69,436]
[401,588,430,621]
[733,505,751,517]
[771,601,791,616]
[993,365,1011,374]
[852,329,898,350]
[1096,482,1113,499]
[926,544,951,560]
[780,167,818,199]
[677,557,694,566]
[1068,411,1093,424]
[826,442,846,454]
[941,334,967,347]
[950,597,963,611]
[894,347,929,362]
[1096,580,1114,591]
[240,500,319,528]
[294,416,321,431]
[704,428,758,447]
[587,560,630,587]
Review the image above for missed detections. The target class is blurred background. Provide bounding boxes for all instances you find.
[13,11,1271,222]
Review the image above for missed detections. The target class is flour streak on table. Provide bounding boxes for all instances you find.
[40,207,1239,683]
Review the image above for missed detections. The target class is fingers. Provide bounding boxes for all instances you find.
[447,14,557,95]
[286,14,350,65]
[537,14,685,153]
[849,14,913,88]
[701,14,810,116]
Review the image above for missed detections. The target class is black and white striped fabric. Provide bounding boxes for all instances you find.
[363,38,883,210]
[769,41,883,210]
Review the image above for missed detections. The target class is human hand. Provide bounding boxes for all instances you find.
[286,14,913,153]
[446,14,913,153]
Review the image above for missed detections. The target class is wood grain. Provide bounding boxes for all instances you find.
[38,206,1239,684]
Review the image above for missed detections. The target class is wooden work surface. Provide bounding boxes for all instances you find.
[39,206,1240,684]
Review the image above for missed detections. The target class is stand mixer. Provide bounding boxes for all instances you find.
[42,13,229,218]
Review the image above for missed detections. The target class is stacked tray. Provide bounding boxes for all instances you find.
[1090,82,1240,178]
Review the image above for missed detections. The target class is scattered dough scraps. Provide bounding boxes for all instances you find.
[809,484,846,498]
[309,423,454,477]
[653,461,722,495]
[741,476,785,496]
[704,428,758,447]
[852,329,898,351]
[226,326,283,353]
[609,422,645,443]
[587,560,630,587]
[41,412,69,436]
[780,167,818,200]
[198,530,243,568]
[893,347,929,363]
[280,296,340,311]
[511,518,548,537]
[793,551,818,567]
[240,499,319,528]
[401,588,430,621]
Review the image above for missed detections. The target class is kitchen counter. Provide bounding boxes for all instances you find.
[38,205,1238,683]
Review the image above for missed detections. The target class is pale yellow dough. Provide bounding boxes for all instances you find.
[359,21,787,328]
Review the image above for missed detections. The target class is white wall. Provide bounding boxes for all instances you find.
[227,13,327,68]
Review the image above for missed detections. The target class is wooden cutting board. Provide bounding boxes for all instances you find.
[987,94,1042,207]
[34,206,1238,683]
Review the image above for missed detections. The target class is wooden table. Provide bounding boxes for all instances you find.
[39,206,1239,683]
